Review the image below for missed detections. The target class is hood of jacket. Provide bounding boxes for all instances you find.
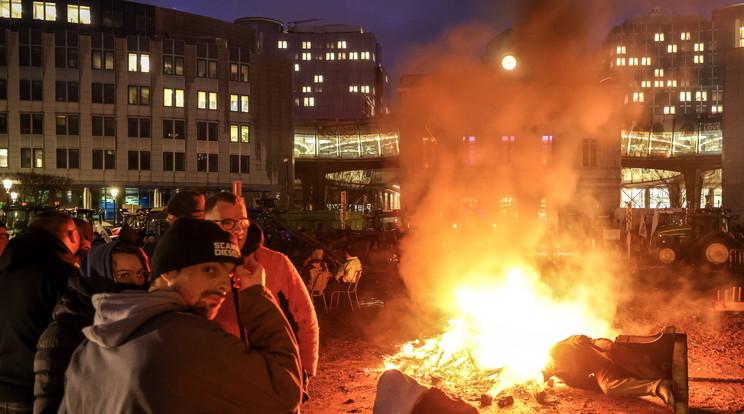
[83,290,187,348]
[0,227,77,271]
[80,239,147,294]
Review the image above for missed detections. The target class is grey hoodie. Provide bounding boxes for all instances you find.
[60,287,302,413]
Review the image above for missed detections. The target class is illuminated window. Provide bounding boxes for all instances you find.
[230,94,238,111]
[632,92,644,102]
[302,86,311,93]
[680,91,691,102]
[667,44,677,53]
[337,40,347,49]
[67,5,90,24]
[664,106,676,114]
[0,148,7,167]
[198,91,207,109]
[361,51,370,59]
[128,52,150,72]
[240,95,248,112]
[654,80,662,87]
[302,41,311,49]
[694,55,704,63]
[361,85,370,93]
[712,105,723,113]
[641,57,651,65]
[696,91,707,101]
[230,124,250,143]
[616,45,626,54]
[303,97,315,107]
[666,80,677,87]
[654,33,664,42]
[338,52,346,60]
[1,0,22,18]
[681,32,690,40]
[349,52,358,60]
[294,63,300,71]
[314,75,323,83]
[628,57,638,66]
[208,92,217,110]
[163,88,184,107]
[654,68,664,77]
[616,58,626,66]
[694,43,704,51]
[348,85,358,92]
[325,52,335,60]
[277,40,287,49]
[302,52,311,60]
[32,1,55,20]
[641,81,650,88]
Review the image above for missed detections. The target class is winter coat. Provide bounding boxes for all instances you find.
[0,228,78,403]
[335,256,362,283]
[213,246,319,376]
[59,287,302,414]
[33,240,146,414]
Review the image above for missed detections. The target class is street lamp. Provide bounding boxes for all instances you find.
[110,188,119,225]
[2,179,12,208]
[10,192,17,205]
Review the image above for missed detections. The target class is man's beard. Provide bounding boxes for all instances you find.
[186,292,225,319]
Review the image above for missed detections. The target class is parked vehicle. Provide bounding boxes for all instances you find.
[649,208,741,266]
[4,204,58,237]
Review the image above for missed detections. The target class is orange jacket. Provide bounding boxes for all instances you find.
[215,247,319,376]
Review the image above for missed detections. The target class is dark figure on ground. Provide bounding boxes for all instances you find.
[33,240,149,414]
[373,369,478,414]
[542,334,674,406]
[59,218,302,413]
[0,211,79,413]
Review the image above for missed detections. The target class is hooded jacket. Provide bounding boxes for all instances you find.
[214,246,319,376]
[60,287,302,414]
[0,228,78,403]
[33,240,146,414]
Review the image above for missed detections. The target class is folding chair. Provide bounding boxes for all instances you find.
[307,269,331,313]
[330,269,362,312]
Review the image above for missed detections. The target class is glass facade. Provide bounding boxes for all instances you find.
[293,126,399,159]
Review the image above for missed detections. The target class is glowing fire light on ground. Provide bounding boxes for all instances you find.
[384,266,614,399]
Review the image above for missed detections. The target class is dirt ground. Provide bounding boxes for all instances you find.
[302,264,744,414]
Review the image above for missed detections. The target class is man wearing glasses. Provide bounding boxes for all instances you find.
[205,192,318,400]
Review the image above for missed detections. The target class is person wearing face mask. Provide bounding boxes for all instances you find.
[33,239,150,414]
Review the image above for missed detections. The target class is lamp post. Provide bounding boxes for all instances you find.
[2,179,12,208]
[283,157,291,209]
[10,192,17,205]
[110,188,119,225]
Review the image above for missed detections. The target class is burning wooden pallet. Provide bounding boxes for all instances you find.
[714,286,744,312]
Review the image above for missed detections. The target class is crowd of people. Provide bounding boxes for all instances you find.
[0,191,320,413]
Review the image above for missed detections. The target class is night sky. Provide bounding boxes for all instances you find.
[139,0,740,90]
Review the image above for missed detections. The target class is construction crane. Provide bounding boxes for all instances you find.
[287,18,323,32]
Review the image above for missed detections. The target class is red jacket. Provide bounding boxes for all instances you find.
[215,247,319,376]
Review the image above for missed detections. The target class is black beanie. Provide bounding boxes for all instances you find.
[151,218,243,280]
